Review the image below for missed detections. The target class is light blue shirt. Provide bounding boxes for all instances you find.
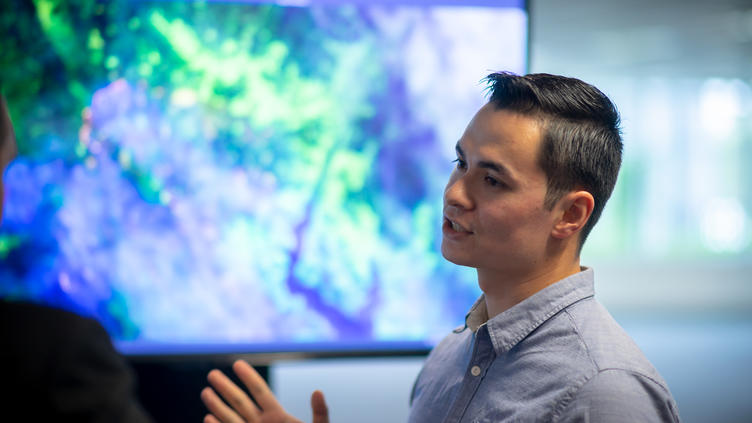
[409,268,680,422]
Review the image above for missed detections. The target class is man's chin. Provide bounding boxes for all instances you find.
[441,244,474,267]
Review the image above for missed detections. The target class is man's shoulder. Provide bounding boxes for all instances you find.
[561,298,662,378]
[551,367,681,422]
[514,295,671,395]
[525,298,680,421]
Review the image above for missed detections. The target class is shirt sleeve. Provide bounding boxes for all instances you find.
[554,369,681,423]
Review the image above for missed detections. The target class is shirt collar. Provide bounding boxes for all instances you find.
[464,268,595,355]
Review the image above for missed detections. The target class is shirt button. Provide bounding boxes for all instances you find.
[470,365,481,376]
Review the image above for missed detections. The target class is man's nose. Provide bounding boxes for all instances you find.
[444,175,473,211]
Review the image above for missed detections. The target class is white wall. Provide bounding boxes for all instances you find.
[272,357,425,422]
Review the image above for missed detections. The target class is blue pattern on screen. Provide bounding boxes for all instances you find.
[0,0,526,353]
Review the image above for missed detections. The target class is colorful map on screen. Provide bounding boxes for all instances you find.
[0,0,527,353]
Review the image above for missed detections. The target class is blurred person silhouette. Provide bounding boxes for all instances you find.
[198,72,681,423]
[0,93,153,423]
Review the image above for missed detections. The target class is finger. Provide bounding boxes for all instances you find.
[207,369,260,421]
[311,390,330,423]
[233,359,282,412]
[200,387,245,423]
[204,413,221,423]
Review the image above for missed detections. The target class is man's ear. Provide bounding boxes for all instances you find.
[551,191,594,240]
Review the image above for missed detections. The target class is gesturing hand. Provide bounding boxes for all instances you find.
[201,359,329,423]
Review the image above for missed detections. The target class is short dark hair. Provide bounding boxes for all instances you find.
[484,72,622,249]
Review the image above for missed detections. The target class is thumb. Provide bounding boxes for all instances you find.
[310,390,329,423]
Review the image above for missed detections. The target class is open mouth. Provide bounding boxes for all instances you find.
[444,217,472,234]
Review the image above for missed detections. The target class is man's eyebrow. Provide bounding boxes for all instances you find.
[455,142,515,180]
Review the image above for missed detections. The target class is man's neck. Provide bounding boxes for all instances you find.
[479,259,583,319]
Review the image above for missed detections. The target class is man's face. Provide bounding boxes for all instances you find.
[441,104,558,280]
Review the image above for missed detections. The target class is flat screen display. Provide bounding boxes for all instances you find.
[0,0,527,355]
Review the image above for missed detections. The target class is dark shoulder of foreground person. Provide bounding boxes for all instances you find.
[0,300,153,423]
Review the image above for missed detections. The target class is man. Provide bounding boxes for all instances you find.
[200,72,680,422]
[0,94,153,422]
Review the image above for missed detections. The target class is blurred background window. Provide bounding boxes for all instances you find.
[531,1,752,422]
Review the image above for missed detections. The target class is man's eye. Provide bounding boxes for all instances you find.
[485,176,502,187]
[452,158,466,169]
